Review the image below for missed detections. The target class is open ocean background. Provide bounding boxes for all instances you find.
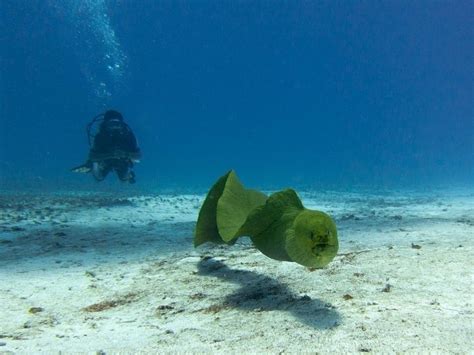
[1,1,472,192]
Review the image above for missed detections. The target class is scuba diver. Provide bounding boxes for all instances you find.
[72,110,141,184]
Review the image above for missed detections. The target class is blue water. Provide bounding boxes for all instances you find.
[1,1,472,191]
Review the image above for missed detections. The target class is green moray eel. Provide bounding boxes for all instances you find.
[194,170,267,246]
[194,170,338,268]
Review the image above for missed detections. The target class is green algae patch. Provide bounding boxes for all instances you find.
[194,171,339,268]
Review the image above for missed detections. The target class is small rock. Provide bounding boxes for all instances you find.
[381,284,392,293]
[157,305,174,311]
[341,214,356,221]
[29,307,44,314]
[189,292,206,300]
[85,271,96,278]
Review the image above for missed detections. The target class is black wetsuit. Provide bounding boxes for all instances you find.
[89,118,141,183]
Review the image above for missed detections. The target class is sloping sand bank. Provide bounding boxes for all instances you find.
[0,189,472,353]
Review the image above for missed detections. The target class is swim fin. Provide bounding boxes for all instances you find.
[71,162,92,173]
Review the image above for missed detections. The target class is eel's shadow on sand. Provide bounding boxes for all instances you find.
[197,258,341,330]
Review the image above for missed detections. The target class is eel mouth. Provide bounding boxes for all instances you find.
[312,243,337,257]
[309,231,336,254]
[286,209,339,267]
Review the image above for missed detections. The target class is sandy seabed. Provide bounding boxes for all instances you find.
[0,188,472,354]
